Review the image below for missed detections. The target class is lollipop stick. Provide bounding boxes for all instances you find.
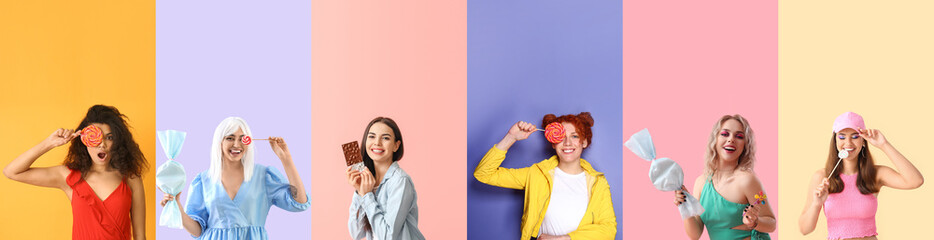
[827,158,843,177]
[253,138,269,141]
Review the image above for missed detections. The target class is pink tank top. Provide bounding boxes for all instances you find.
[823,173,877,239]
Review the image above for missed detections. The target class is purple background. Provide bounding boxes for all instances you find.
[155,1,311,239]
[467,1,623,239]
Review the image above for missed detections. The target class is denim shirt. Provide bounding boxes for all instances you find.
[348,162,425,240]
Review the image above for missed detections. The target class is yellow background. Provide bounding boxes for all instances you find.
[0,1,155,239]
[779,1,934,239]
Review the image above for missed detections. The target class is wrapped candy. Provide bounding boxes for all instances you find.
[156,130,187,229]
[625,128,704,219]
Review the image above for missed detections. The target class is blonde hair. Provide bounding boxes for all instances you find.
[208,117,255,182]
[704,114,757,176]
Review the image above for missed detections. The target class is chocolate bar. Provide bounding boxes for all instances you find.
[342,141,363,167]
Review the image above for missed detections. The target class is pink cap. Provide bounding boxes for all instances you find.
[832,112,865,133]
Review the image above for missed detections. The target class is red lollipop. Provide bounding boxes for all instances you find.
[544,122,566,143]
[80,125,103,147]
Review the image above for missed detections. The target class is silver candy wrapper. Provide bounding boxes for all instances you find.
[625,128,704,219]
[156,130,187,229]
[350,161,366,172]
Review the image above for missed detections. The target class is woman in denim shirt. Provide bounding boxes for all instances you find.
[346,117,425,240]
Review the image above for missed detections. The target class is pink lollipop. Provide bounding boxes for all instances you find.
[80,125,103,147]
[544,122,566,143]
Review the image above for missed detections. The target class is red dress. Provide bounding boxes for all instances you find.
[66,169,132,240]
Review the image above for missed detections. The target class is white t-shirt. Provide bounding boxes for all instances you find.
[539,167,589,236]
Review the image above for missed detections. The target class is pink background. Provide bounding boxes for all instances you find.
[310,0,467,239]
[622,0,778,239]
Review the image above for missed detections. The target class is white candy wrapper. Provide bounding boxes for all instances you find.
[156,130,187,229]
[625,128,704,219]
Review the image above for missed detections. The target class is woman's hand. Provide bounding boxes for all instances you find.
[859,128,888,148]
[506,121,536,141]
[743,204,760,228]
[45,128,80,148]
[346,166,363,193]
[495,121,537,151]
[160,192,180,207]
[267,137,292,160]
[358,168,376,197]
[674,185,688,206]
[812,178,830,206]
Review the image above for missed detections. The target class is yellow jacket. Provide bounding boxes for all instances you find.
[474,146,617,240]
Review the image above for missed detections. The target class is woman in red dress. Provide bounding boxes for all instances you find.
[3,105,147,240]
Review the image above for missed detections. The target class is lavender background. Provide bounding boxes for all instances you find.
[467,0,623,239]
[155,1,311,239]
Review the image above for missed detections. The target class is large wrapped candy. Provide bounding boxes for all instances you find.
[624,128,704,219]
[156,130,187,229]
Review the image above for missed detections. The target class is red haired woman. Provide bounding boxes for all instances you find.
[475,112,616,240]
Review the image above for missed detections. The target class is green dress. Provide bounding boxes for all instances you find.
[698,178,770,240]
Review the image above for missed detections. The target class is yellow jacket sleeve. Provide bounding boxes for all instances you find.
[567,177,617,240]
[473,146,530,190]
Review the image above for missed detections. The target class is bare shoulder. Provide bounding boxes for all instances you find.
[693,174,706,187]
[692,174,707,195]
[873,165,896,181]
[734,169,763,189]
[126,175,145,191]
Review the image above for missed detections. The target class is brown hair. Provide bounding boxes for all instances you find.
[64,105,147,178]
[360,117,404,178]
[825,133,879,194]
[542,112,594,148]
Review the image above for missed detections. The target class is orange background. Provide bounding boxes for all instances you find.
[0,1,155,239]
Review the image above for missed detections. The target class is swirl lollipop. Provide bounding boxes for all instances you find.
[543,122,566,143]
[80,125,103,147]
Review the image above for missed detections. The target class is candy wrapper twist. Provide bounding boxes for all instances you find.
[624,128,704,219]
[156,130,187,229]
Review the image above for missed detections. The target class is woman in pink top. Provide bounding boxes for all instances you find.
[799,112,924,239]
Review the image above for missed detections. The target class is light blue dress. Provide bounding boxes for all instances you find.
[185,164,310,239]
[348,162,425,240]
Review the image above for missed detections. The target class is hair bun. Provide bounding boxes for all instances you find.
[577,112,594,127]
[542,114,558,126]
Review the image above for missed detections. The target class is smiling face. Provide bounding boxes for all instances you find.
[835,128,864,160]
[365,122,400,163]
[552,122,588,163]
[715,119,747,162]
[86,123,114,164]
[222,128,247,163]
